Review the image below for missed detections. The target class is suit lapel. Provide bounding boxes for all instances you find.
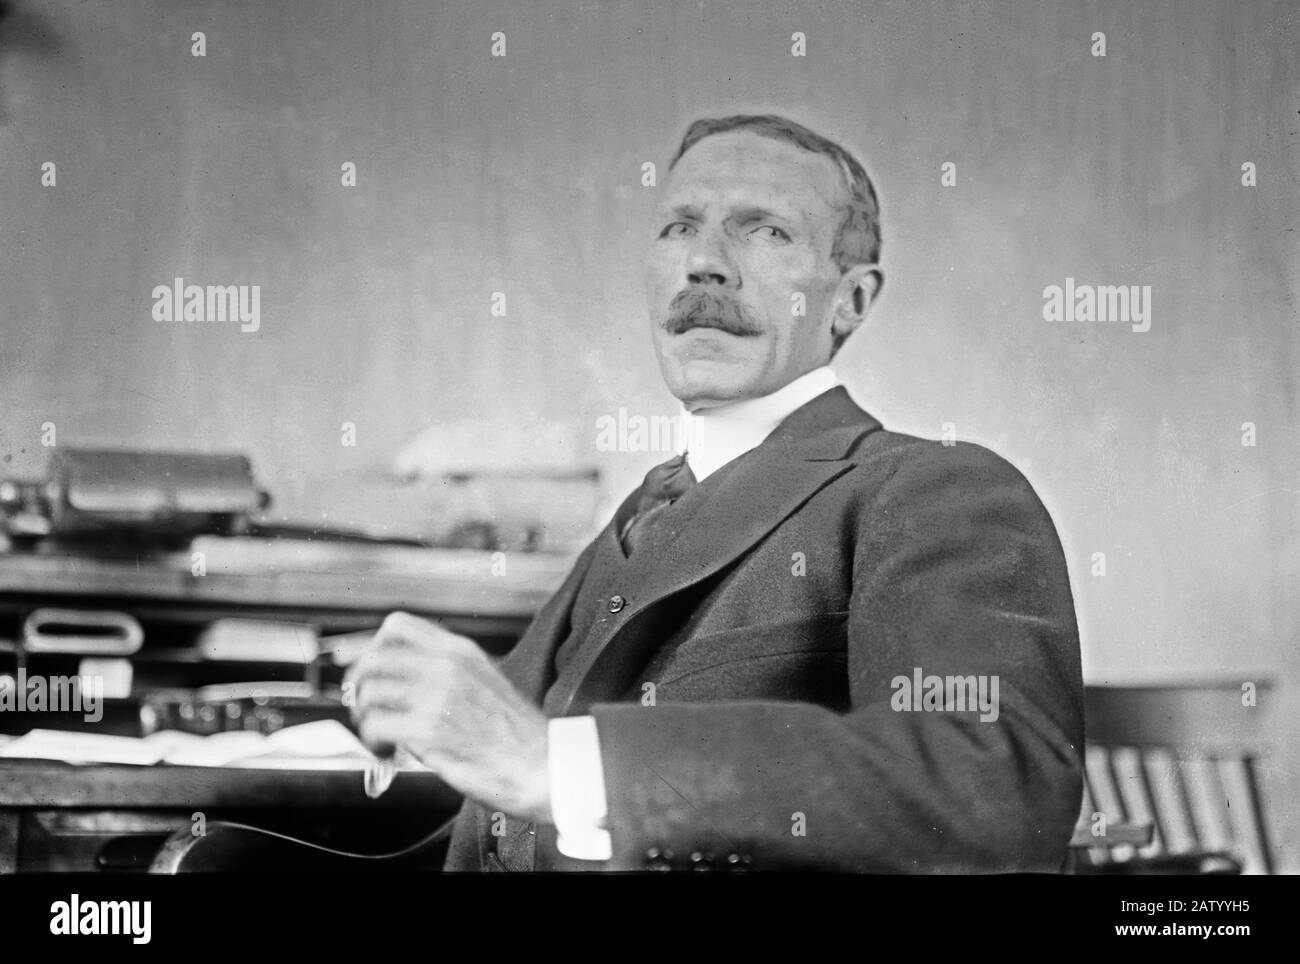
[552,386,881,715]
[496,537,600,705]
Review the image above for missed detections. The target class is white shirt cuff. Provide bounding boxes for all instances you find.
[548,715,613,861]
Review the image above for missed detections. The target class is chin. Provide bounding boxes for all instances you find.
[663,358,761,407]
[654,329,771,405]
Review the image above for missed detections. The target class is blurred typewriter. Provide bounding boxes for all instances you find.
[0,447,578,742]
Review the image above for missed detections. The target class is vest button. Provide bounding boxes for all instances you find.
[607,594,626,613]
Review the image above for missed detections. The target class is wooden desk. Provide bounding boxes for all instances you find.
[0,761,461,872]
[0,538,574,646]
[0,539,566,870]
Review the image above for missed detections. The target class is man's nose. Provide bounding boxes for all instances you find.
[686,231,739,288]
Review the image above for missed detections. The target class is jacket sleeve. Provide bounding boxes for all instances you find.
[589,441,1085,872]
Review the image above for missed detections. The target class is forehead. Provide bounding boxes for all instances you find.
[663,130,848,219]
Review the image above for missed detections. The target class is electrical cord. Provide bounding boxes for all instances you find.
[200,813,459,862]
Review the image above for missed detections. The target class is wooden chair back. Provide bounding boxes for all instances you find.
[1077,681,1276,874]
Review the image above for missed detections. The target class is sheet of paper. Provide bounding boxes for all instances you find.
[260,719,369,757]
[0,719,417,771]
[157,730,268,766]
[0,728,164,765]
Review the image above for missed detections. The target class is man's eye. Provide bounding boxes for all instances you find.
[659,222,696,239]
[751,225,791,242]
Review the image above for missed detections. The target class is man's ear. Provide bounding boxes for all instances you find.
[830,263,883,345]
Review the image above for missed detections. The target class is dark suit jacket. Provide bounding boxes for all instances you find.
[444,386,1084,872]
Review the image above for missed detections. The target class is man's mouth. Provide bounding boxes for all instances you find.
[663,288,759,337]
[675,316,751,335]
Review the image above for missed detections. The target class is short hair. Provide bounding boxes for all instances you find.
[669,114,882,352]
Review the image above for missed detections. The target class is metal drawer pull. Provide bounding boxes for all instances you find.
[21,608,144,656]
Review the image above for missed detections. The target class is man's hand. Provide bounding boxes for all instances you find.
[343,611,552,824]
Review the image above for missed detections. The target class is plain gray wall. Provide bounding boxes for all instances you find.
[1,0,1297,867]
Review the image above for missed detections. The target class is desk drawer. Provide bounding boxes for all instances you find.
[19,810,183,872]
[9,805,459,872]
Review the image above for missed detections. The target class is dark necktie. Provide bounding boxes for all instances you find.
[618,452,697,556]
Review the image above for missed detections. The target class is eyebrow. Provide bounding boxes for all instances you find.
[661,203,796,225]
[728,205,794,226]
[666,204,705,221]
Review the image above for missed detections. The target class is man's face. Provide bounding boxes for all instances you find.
[645,130,850,410]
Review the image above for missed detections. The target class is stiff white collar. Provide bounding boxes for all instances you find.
[681,366,840,481]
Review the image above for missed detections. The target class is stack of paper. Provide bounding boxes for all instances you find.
[0,720,413,771]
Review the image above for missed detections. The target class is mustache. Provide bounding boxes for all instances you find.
[663,288,760,336]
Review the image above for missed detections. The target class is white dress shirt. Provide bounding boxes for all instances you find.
[549,365,842,859]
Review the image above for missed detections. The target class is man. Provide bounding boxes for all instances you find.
[346,114,1085,873]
